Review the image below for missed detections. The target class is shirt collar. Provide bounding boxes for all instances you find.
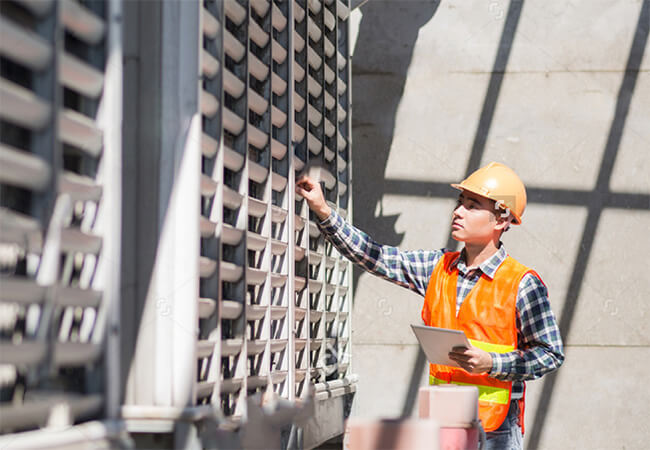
[451,244,508,279]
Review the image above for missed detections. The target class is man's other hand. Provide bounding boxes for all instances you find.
[296,175,331,221]
[448,346,493,374]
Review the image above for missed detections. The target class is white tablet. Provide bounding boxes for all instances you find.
[411,324,471,368]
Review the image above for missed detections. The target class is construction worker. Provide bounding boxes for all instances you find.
[296,162,564,449]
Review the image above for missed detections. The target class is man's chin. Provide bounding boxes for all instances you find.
[450,231,466,242]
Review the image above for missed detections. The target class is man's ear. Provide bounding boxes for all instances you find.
[495,214,512,233]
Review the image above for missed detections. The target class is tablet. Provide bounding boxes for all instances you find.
[411,324,471,368]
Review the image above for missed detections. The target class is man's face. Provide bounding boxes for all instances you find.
[451,190,503,244]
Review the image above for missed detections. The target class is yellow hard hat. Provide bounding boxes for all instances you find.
[451,162,527,225]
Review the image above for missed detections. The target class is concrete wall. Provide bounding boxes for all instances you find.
[348,1,649,448]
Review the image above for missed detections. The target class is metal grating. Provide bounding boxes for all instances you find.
[0,0,121,437]
[196,0,353,422]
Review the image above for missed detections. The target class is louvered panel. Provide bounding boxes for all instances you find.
[221,262,243,283]
[272,40,287,64]
[201,90,219,117]
[271,71,287,95]
[0,277,45,305]
[248,89,268,116]
[337,50,346,70]
[293,61,305,82]
[271,239,288,255]
[293,91,305,112]
[248,160,268,184]
[0,79,51,130]
[201,132,218,157]
[54,342,102,366]
[247,231,267,251]
[60,0,105,45]
[308,132,321,155]
[0,342,46,365]
[248,197,267,218]
[308,104,322,126]
[59,109,103,157]
[224,146,245,172]
[337,0,350,19]
[202,7,220,38]
[249,19,269,48]
[324,64,335,84]
[271,138,287,159]
[192,0,354,415]
[271,172,287,191]
[294,1,306,22]
[337,76,346,93]
[271,2,286,31]
[270,307,287,320]
[222,224,244,246]
[307,16,321,42]
[293,123,305,143]
[294,31,305,53]
[222,300,244,320]
[308,46,322,70]
[324,119,335,137]
[271,272,288,289]
[60,171,102,202]
[247,304,266,321]
[199,256,217,278]
[293,155,305,171]
[223,185,244,209]
[308,74,322,97]
[59,52,104,98]
[308,0,322,14]
[224,30,246,62]
[13,0,55,16]
[246,267,266,285]
[338,132,347,151]
[223,108,245,135]
[201,49,220,78]
[0,144,51,191]
[248,123,268,149]
[323,7,335,30]
[324,38,335,58]
[324,91,335,110]
[0,16,52,70]
[271,205,288,223]
[250,53,270,81]
[224,69,246,98]
[224,0,246,25]
[0,208,42,251]
[200,174,218,197]
[272,105,287,128]
[251,0,270,17]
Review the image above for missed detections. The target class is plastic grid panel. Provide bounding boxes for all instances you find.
[197,0,353,420]
[0,0,118,434]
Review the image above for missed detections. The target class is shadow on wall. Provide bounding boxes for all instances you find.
[350,0,650,446]
[351,0,441,285]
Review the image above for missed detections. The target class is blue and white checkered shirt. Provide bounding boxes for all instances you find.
[319,210,564,399]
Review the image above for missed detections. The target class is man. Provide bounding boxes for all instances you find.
[296,162,564,449]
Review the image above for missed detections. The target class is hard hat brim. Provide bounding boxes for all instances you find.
[450,183,522,225]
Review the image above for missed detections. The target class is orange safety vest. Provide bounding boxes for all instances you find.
[421,251,541,433]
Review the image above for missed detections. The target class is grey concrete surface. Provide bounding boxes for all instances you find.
[348,0,649,448]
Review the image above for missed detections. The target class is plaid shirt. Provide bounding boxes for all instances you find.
[319,210,564,399]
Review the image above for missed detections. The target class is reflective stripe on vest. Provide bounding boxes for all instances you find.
[429,338,515,406]
[429,376,510,405]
